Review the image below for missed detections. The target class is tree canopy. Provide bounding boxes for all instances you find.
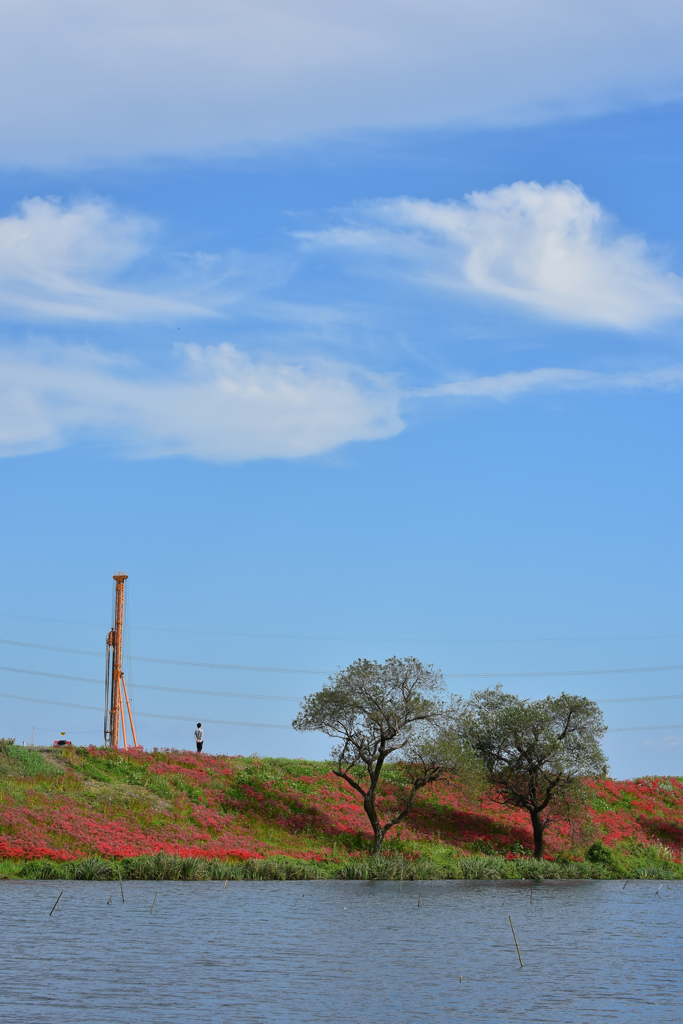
[293,656,479,854]
[458,686,608,858]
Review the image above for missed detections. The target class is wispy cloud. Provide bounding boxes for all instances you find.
[2,2,683,165]
[300,181,683,329]
[429,365,683,400]
[0,197,213,322]
[2,189,682,464]
[0,341,403,460]
[643,735,683,748]
[3,339,682,463]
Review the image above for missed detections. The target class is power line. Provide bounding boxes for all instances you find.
[2,688,682,734]
[446,666,683,679]
[4,635,683,679]
[0,691,291,729]
[9,664,683,712]
[0,665,299,701]
[597,694,683,703]
[0,637,325,674]
[0,638,108,658]
[5,663,683,708]
[610,724,683,732]
[2,610,683,645]
[114,629,683,644]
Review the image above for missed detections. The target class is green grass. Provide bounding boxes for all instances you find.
[0,744,59,778]
[80,754,149,787]
[3,846,682,881]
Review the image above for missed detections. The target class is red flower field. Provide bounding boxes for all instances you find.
[1,746,682,863]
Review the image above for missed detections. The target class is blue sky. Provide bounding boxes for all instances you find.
[1,1,683,776]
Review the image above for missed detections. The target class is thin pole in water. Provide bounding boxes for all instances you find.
[655,884,663,898]
[107,895,113,905]
[118,866,124,903]
[623,880,628,889]
[150,892,158,914]
[418,890,422,907]
[223,878,228,890]
[530,881,533,903]
[49,891,63,917]
[509,915,523,968]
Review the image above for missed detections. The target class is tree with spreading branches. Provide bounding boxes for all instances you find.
[293,656,480,855]
[458,686,608,858]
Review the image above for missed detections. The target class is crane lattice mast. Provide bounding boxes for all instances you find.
[104,573,138,748]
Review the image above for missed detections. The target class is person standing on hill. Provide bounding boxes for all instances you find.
[194,723,204,753]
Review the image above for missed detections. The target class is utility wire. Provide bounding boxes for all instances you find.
[610,724,683,732]
[0,691,291,729]
[134,629,683,644]
[0,689,681,733]
[598,694,683,703]
[0,637,325,674]
[0,665,298,701]
[4,663,683,706]
[446,666,683,679]
[3,635,683,679]
[2,611,683,645]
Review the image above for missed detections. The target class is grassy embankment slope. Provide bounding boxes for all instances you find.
[1,742,682,879]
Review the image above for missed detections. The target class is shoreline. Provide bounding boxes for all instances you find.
[3,851,683,881]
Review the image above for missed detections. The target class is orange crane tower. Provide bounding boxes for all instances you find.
[104,573,138,748]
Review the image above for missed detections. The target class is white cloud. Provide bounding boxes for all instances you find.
[1,1,683,165]
[3,339,682,463]
[8,186,683,333]
[0,197,213,322]
[301,181,683,329]
[428,365,683,400]
[643,735,683,748]
[0,341,403,460]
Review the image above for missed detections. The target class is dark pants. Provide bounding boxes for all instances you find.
[196,742,203,752]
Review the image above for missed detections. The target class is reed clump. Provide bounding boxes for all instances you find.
[9,850,677,881]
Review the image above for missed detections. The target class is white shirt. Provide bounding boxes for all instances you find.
[194,728,204,742]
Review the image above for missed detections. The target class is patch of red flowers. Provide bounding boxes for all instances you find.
[2,746,682,863]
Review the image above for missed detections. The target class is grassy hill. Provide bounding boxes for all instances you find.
[1,741,682,879]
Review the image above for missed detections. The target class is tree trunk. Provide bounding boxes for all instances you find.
[530,809,545,859]
[364,790,384,855]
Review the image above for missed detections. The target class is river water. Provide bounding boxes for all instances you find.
[0,879,680,1023]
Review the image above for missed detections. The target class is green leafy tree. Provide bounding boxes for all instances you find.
[459,686,608,858]
[293,656,479,854]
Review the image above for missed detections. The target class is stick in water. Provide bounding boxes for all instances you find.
[418,890,422,907]
[509,915,523,968]
[49,891,63,917]
[107,895,113,905]
[150,892,158,914]
[223,878,228,890]
[118,866,124,903]
[623,880,628,889]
